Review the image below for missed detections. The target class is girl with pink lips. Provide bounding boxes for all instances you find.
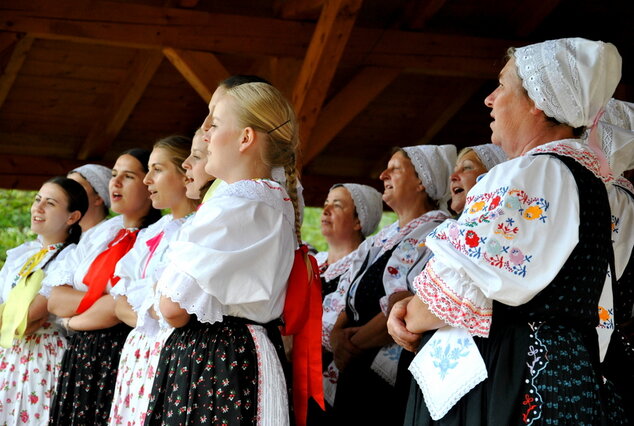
[109,136,197,425]
[45,149,161,425]
[0,177,87,426]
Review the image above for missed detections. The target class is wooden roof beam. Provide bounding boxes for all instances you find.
[400,0,447,30]
[163,48,230,103]
[293,0,363,164]
[512,0,561,37]
[303,66,400,164]
[275,0,325,20]
[77,50,163,161]
[0,0,513,78]
[0,153,85,189]
[0,32,18,54]
[0,34,33,109]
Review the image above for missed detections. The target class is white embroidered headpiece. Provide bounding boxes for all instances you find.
[331,183,383,237]
[514,38,622,128]
[402,144,457,204]
[69,164,113,208]
[599,98,634,176]
[470,144,507,171]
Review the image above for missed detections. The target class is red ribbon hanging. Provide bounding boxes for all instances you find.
[76,228,139,314]
[142,231,165,278]
[281,244,324,426]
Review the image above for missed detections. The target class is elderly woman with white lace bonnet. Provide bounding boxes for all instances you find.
[391,38,627,424]
[326,144,456,424]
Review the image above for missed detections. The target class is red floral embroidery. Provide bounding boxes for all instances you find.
[465,231,480,248]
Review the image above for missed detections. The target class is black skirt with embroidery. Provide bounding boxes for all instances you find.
[144,316,285,426]
[49,323,131,425]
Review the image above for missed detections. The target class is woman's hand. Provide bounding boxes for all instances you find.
[404,294,446,334]
[387,296,422,352]
[331,325,361,371]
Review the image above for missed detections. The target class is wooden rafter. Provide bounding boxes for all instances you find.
[402,0,447,30]
[292,0,363,163]
[275,0,325,20]
[303,66,401,164]
[163,48,230,103]
[0,0,512,78]
[0,31,17,53]
[77,50,163,161]
[0,153,85,189]
[0,34,33,109]
[512,0,562,37]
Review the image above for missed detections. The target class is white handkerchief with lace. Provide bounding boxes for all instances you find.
[408,326,487,420]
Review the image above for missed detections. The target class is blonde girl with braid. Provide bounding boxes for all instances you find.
[145,82,300,425]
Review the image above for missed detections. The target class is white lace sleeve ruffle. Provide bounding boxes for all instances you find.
[0,240,41,302]
[38,243,78,298]
[414,153,581,337]
[157,263,225,324]
[160,180,295,323]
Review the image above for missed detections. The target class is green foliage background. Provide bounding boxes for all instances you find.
[0,189,37,268]
[0,188,397,269]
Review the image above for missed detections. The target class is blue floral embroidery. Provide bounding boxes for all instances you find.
[429,337,474,380]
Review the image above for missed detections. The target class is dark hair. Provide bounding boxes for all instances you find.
[220,75,271,89]
[119,148,162,229]
[41,176,89,268]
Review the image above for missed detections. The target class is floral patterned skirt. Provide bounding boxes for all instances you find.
[49,323,131,425]
[144,316,289,426]
[0,322,66,425]
[108,327,173,425]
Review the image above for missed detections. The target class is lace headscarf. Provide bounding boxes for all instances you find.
[514,38,622,128]
[599,98,634,176]
[470,144,507,171]
[402,144,457,210]
[331,183,383,237]
[69,164,113,208]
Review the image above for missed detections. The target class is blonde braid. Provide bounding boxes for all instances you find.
[284,159,302,246]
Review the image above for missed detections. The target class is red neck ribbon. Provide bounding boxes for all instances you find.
[142,231,165,278]
[282,244,325,426]
[76,228,139,314]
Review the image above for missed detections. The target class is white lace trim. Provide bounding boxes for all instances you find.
[615,176,634,194]
[246,325,289,426]
[156,264,224,324]
[515,39,584,128]
[213,179,296,230]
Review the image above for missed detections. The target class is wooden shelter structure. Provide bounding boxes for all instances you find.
[0,0,632,205]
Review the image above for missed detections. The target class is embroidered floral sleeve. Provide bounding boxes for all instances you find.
[414,153,581,337]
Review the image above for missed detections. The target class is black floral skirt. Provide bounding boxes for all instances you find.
[144,317,262,426]
[49,323,131,425]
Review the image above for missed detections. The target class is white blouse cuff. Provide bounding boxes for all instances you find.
[157,263,224,325]
[413,258,492,337]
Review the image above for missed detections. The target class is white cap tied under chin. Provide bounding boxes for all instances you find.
[598,98,634,176]
[401,144,457,210]
[331,183,383,237]
[470,144,508,171]
[69,164,112,209]
[514,37,622,129]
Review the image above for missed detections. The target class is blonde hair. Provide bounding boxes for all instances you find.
[456,147,486,170]
[153,134,198,210]
[225,82,302,245]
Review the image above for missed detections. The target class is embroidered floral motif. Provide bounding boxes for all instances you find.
[615,176,634,194]
[597,306,615,330]
[428,336,475,380]
[430,185,547,278]
[522,322,547,425]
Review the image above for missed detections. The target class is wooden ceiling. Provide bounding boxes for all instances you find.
[0,0,632,205]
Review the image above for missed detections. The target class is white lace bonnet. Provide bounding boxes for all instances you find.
[69,164,113,208]
[514,37,622,128]
[599,98,634,176]
[330,183,383,237]
[402,144,457,205]
[470,144,507,171]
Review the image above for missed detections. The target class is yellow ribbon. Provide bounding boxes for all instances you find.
[0,269,45,347]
